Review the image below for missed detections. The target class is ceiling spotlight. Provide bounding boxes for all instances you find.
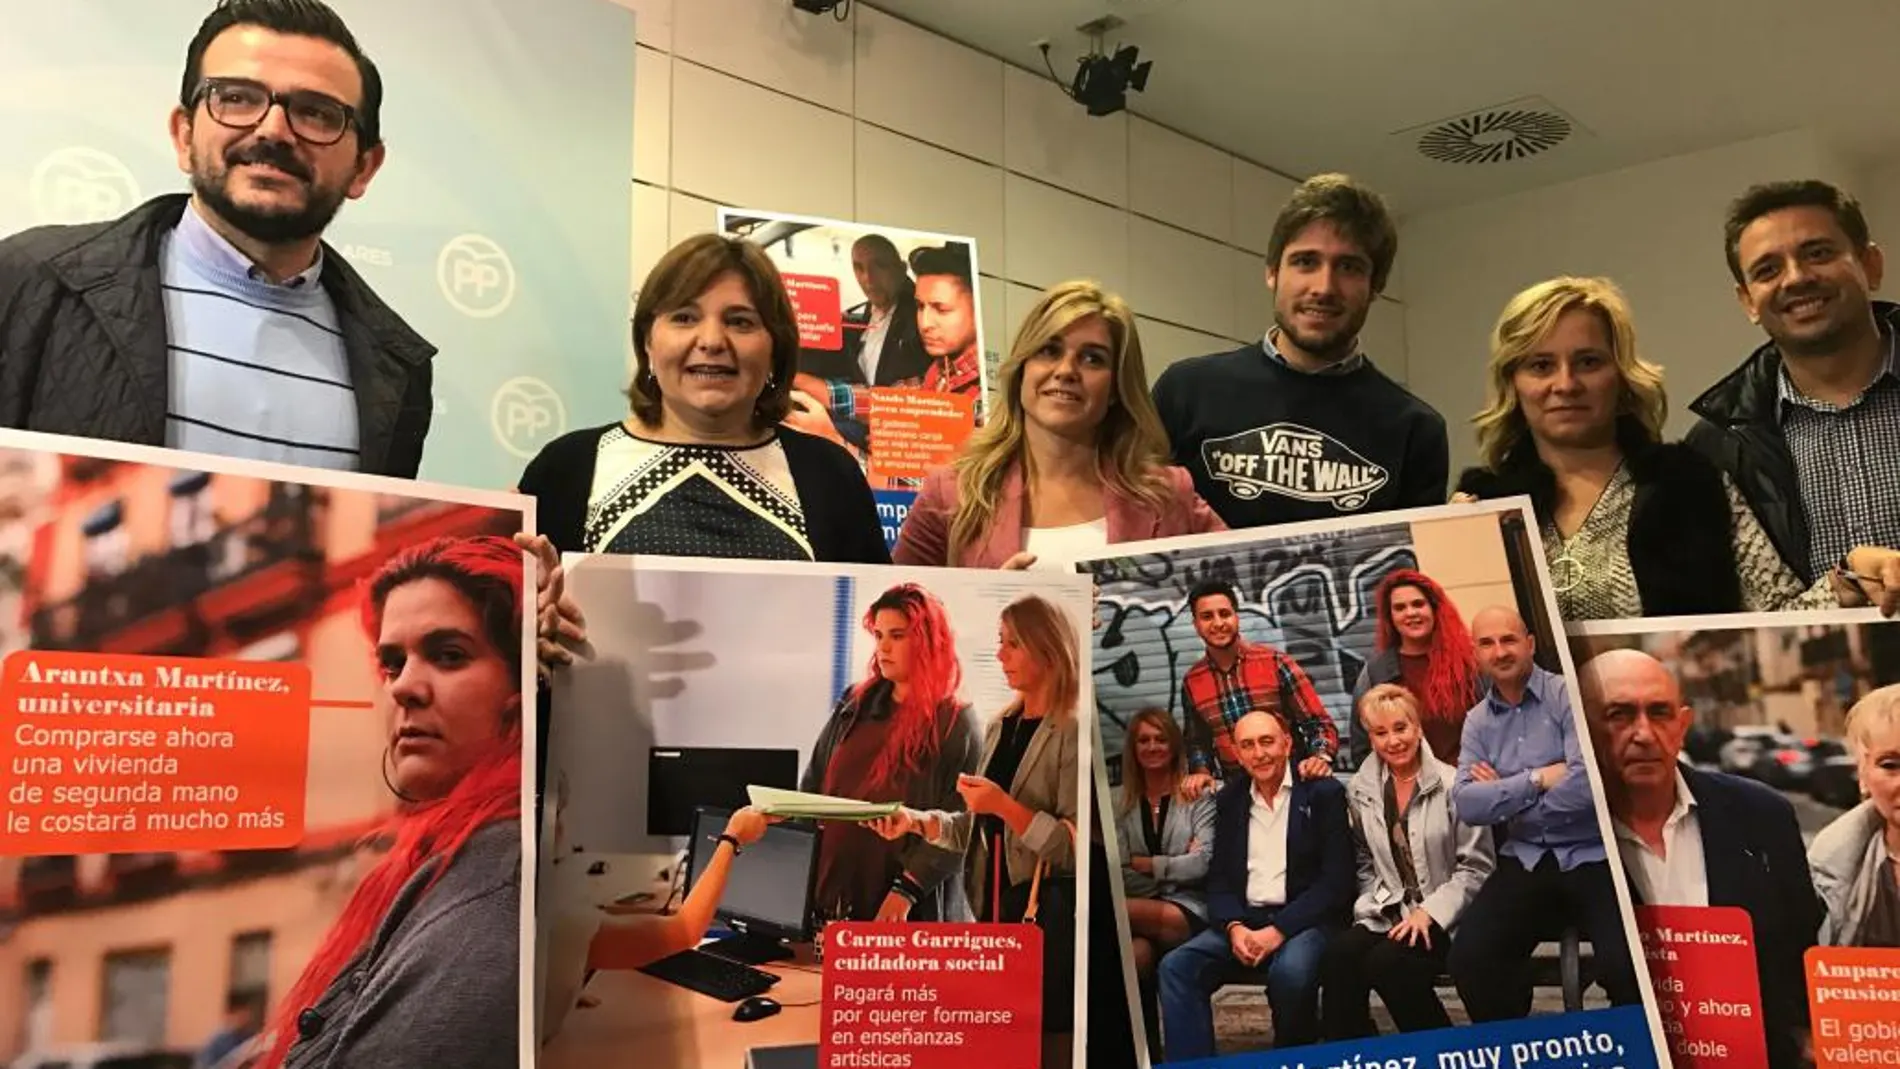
[1064,43,1153,117]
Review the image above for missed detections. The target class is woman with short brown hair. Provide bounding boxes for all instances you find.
[516,232,887,564]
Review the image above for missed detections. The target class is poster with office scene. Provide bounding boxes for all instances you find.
[1566,608,1900,1069]
[1073,498,1670,1069]
[716,209,989,539]
[0,427,537,1069]
[535,554,1093,1069]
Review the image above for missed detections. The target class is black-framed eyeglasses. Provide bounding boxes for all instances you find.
[194,77,358,146]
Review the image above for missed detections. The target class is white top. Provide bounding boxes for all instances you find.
[1245,763,1295,908]
[1612,768,1709,908]
[859,304,893,382]
[1023,517,1109,571]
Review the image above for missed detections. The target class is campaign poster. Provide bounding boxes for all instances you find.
[536,555,1092,1069]
[0,429,537,1067]
[0,0,636,488]
[1075,499,1671,1069]
[718,209,990,552]
[1567,607,1900,1069]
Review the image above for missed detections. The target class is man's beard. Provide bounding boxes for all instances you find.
[1273,304,1367,364]
[191,139,351,246]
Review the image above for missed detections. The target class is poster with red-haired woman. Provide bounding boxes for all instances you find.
[536,556,1095,1069]
[0,428,537,1069]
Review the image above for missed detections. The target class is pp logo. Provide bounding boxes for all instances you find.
[437,234,516,318]
[30,148,140,225]
[490,376,566,458]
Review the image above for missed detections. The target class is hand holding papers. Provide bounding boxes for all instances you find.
[746,785,902,822]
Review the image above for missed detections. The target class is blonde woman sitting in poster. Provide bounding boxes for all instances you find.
[1811,684,1900,946]
[893,280,1223,571]
[1320,684,1494,1040]
[868,594,1080,1067]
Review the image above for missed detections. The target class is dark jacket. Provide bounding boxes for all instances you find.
[515,420,891,563]
[0,194,435,477]
[839,285,929,387]
[1684,300,1900,584]
[1204,772,1353,939]
[1622,768,1821,1069]
[1456,419,1744,615]
[799,679,979,921]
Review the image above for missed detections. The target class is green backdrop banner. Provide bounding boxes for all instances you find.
[0,0,636,488]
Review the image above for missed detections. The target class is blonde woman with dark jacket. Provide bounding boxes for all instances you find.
[1320,684,1495,1039]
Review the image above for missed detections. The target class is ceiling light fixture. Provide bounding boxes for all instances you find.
[1038,15,1153,118]
[790,0,850,20]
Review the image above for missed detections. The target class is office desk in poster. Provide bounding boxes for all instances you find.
[536,554,1093,1069]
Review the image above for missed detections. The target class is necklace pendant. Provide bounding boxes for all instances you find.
[1550,552,1584,593]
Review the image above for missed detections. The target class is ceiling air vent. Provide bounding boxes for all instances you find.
[1413,101,1573,165]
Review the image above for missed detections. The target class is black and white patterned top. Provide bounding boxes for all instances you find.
[582,424,815,560]
[1777,334,1900,580]
[1541,464,1835,621]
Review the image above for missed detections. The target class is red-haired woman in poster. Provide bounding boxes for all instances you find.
[1348,569,1481,767]
[262,535,524,1069]
[803,582,980,923]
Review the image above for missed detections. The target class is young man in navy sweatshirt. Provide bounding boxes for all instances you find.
[1154,174,1449,529]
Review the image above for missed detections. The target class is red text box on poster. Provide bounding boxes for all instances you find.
[820,923,1040,1069]
[1636,905,1769,1067]
[0,650,310,856]
[1808,947,1900,1068]
[784,273,844,351]
[866,390,976,484]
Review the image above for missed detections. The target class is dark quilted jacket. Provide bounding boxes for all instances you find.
[0,193,435,477]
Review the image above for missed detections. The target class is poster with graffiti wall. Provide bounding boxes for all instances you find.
[1071,498,1672,1069]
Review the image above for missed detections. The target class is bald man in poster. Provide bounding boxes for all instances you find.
[1446,606,1642,1020]
[1579,648,1822,1069]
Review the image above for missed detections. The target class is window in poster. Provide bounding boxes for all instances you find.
[719,208,991,549]
[535,554,1093,1069]
[0,427,538,1069]
[1069,497,1674,1069]
[1567,606,1900,1069]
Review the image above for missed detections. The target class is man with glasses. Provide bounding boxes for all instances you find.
[0,0,434,477]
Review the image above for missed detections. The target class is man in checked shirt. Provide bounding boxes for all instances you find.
[1175,579,1339,801]
[1689,179,1900,613]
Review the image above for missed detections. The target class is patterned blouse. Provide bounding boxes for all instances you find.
[582,424,815,560]
[1541,464,1835,621]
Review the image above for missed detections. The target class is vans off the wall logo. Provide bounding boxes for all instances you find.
[1201,422,1389,511]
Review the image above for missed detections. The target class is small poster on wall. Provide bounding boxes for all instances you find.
[718,208,991,552]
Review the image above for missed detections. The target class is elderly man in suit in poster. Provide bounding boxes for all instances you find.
[1154,709,1353,1058]
[1579,647,1822,1069]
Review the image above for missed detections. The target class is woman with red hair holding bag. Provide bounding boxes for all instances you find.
[802,582,980,924]
[1348,569,1481,769]
[263,535,527,1069]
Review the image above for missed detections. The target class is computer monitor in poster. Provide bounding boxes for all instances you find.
[685,805,819,966]
[646,747,798,837]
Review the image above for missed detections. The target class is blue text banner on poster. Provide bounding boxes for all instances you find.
[0,0,634,490]
[1166,1007,1661,1069]
[875,489,915,554]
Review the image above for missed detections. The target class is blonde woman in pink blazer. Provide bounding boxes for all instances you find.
[894,280,1225,570]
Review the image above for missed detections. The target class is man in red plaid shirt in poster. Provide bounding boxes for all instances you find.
[1175,580,1339,800]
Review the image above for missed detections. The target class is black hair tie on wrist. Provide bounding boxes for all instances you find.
[717,833,743,855]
